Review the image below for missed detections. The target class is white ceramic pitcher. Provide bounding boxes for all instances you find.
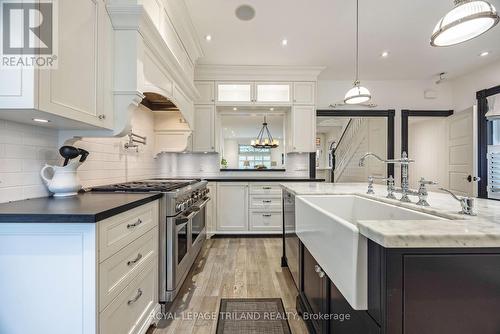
[40,160,82,197]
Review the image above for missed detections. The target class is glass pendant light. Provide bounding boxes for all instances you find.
[344,0,372,105]
[431,0,499,47]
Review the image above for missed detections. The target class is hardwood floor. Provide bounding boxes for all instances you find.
[151,237,308,334]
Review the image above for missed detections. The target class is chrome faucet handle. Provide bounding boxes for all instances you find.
[416,178,438,206]
[439,188,476,216]
[386,176,397,199]
[367,176,376,194]
[367,175,389,195]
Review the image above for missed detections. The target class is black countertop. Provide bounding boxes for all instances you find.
[201,177,325,182]
[0,192,163,223]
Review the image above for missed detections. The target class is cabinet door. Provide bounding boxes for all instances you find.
[216,82,253,104]
[0,68,36,108]
[303,246,329,334]
[193,105,215,152]
[38,0,113,129]
[206,183,217,236]
[289,105,316,153]
[216,183,248,231]
[195,81,215,104]
[293,82,316,105]
[255,82,291,105]
[330,280,381,334]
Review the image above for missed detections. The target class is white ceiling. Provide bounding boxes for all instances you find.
[185,0,500,80]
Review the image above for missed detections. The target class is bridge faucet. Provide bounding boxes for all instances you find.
[359,151,415,202]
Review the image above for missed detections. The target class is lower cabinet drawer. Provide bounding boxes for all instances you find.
[249,211,282,231]
[99,227,158,311]
[100,259,158,334]
[249,195,282,210]
[99,201,159,262]
[249,184,282,195]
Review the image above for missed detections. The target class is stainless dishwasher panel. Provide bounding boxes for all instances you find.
[283,189,300,289]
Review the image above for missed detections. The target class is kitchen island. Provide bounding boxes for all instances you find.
[0,192,162,334]
[281,182,500,334]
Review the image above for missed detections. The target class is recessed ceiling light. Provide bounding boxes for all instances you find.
[205,35,212,41]
[33,118,50,123]
[235,5,256,21]
[480,51,490,56]
[233,107,238,111]
[281,39,288,46]
[381,51,390,58]
[270,107,275,111]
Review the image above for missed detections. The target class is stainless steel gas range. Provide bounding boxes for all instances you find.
[92,178,210,303]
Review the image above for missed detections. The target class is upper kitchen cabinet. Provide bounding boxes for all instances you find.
[209,81,313,106]
[293,82,316,105]
[0,0,114,130]
[195,81,215,104]
[288,105,316,153]
[216,82,254,105]
[192,105,216,152]
[255,82,292,105]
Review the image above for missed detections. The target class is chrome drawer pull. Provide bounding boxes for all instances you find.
[127,219,143,229]
[262,200,272,203]
[127,253,143,266]
[127,289,143,305]
[262,214,272,217]
[262,187,272,190]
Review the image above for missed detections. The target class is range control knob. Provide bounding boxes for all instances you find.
[175,202,184,212]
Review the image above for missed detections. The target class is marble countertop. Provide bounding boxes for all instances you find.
[281,182,500,248]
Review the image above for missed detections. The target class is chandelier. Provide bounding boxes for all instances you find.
[251,116,279,149]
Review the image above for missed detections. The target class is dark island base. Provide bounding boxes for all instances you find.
[291,240,500,334]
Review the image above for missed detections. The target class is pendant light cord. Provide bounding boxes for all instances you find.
[355,0,359,83]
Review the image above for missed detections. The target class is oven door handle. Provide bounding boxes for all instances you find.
[180,210,198,222]
[194,198,210,210]
[175,218,189,226]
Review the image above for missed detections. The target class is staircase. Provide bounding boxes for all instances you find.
[333,118,368,182]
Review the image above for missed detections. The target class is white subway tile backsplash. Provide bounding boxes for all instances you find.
[0,106,311,204]
[0,106,160,203]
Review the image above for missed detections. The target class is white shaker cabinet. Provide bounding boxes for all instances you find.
[0,0,114,129]
[216,183,249,231]
[194,81,215,104]
[288,105,316,153]
[192,105,216,152]
[293,82,316,105]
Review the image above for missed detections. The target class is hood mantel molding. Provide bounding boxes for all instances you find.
[61,4,199,141]
[107,3,199,108]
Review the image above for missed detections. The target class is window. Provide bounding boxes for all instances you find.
[238,145,272,169]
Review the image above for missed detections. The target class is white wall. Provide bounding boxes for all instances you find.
[318,79,453,161]
[450,59,500,112]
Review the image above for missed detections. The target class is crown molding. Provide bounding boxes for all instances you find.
[194,65,326,82]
